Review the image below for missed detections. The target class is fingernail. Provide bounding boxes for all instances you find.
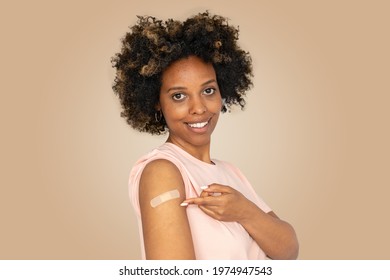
[180,202,188,206]
[200,185,209,190]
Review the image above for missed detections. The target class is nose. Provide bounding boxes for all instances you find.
[189,96,207,115]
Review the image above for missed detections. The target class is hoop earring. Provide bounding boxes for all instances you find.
[155,110,162,122]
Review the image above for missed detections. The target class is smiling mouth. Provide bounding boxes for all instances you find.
[186,119,209,128]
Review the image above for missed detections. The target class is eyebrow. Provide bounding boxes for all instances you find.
[166,79,217,93]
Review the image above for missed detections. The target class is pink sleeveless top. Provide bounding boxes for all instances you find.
[129,143,271,259]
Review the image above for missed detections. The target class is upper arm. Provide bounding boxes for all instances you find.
[139,159,195,259]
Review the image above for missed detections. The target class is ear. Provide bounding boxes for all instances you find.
[155,102,161,111]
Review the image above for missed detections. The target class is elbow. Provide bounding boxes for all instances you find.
[285,237,299,260]
[270,224,300,260]
[271,239,299,260]
[282,227,300,260]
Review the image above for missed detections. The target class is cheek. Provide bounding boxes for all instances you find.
[210,98,223,113]
[209,101,221,121]
[163,103,187,122]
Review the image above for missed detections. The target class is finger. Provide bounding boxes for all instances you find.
[180,188,222,207]
[199,205,233,222]
[200,190,211,198]
[179,195,201,206]
[201,183,233,194]
[198,205,220,220]
[181,195,223,207]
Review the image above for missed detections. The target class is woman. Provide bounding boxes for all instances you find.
[112,12,299,260]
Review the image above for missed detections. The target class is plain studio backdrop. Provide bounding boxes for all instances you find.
[1,0,389,259]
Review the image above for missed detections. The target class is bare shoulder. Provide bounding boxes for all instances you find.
[140,159,185,196]
[141,159,181,179]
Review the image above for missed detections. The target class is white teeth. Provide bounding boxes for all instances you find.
[188,121,208,128]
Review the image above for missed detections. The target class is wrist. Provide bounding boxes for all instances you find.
[238,199,264,225]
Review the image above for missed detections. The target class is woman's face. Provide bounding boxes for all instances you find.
[159,56,222,153]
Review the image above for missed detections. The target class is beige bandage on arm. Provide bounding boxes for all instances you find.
[150,189,180,208]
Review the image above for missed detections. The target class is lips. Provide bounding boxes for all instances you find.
[185,118,211,130]
[187,121,208,128]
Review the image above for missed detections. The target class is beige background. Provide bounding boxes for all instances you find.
[1,0,389,259]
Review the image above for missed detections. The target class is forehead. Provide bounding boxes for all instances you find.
[161,56,216,85]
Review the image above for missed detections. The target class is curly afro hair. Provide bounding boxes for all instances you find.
[111,11,253,135]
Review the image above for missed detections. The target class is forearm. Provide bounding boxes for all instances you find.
[183,184,299,259]
[239,201,299,260]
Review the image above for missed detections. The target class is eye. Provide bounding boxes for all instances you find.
[172,93,186,101]
[203,87,216,95]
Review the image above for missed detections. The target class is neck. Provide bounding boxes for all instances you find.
[166,136,212,164]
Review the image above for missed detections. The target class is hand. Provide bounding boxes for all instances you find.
[182,184,300,259]
[181,184,252,222]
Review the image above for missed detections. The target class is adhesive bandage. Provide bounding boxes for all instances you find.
[150,189,180,208]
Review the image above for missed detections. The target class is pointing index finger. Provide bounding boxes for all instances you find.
[180,195,221,207]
